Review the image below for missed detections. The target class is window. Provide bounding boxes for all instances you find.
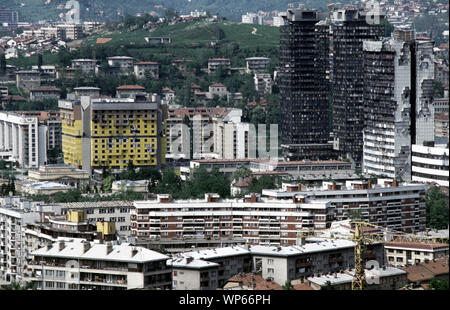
[267,268,274,274]
[396,257,403,262]
[267,259,274,265]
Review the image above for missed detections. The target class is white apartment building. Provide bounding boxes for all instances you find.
[107,56,135,76]
[249,240,385,286]
[0,112,48,168]
[0,206,40,283]
[169,246,252,289]
[362,39,412,181]
[56,201,135,236]
[273,15,286,27]
[262,179,428,233]
[130,193,333,246]
[26,240,172,290]
[254,73,273,97]
[246,57,271,73]
[411,143,449,187]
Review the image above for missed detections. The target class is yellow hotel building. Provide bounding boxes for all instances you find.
[59,96,165,172]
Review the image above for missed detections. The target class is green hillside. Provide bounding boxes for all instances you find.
[85,21,280,50]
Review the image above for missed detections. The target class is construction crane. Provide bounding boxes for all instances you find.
[298,221,448,290]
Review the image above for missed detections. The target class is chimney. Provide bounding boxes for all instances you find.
[205,193,220,203]
[158,194,172,203]
[186,256,194,264]
[332,182,337,190]
[83,241,91,253]
[368,180,372,189]
[106,242,113,255]
[46,243,52,251]
[58,240,65,252]
[392,179,398,187]
[245,193,258,203]
[131,248,138,257]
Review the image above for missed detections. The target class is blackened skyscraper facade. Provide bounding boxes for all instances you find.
[331,9,385,167]
[279,9,334,161]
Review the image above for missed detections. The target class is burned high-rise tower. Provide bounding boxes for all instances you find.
[278,9,334,161]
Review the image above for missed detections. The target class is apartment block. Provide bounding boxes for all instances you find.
[56,201,134,236]
[249,241,385,286]
[245,57,271,74]
[130,193,334,246]
[262,179,428,233]
[0,206,40,283]
[170,246,252,288]
[254,73,273,98]
[0,112,48,168]
[26,240,172,290]
[59,96,164,173]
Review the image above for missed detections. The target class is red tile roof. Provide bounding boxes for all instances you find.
[1,95,26,101]
[210,83,226,88]
[30,87,60,92]
[233,177,253,188]
[96,38,112,44]
[293,283,315,290]
[116,85,145,90]
[135,61,159,65]
[386,242,449,251]
[225,274,282,290]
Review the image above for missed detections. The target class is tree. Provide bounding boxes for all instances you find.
[37,54,43,69]
[429,278,449,290]
[231,166,252,182]
[102,175,115,193]
[0,53,6,75]
[425,186,449,229]
[282,280,293,290]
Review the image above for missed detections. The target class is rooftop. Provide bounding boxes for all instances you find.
[31,240,169,263]
[224,273,282,290]
[116,85,146,90]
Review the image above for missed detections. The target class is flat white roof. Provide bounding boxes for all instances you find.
[31,240,169,263]
[167,257,219,269]
[179,246,250,260]
[249,239,356,257]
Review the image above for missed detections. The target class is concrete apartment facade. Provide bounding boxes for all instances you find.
[131,193,334,246]
[26,240,172,290]
[411,143,449,188]
[59,96,164,173]
[0,112,48,168]
[262,179,428,233]
[385,242,449,267]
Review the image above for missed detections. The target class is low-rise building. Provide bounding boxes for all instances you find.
[16,70,40,90]
[248,240,384,286]
[168,257,219,290]
[29,86,61,101]
[134,62,159,80]
[18,181,74,196]
[254,73,273,98]
[115,85,146,98]
[111,180,148,194]
[208,58,231,75]
[306,267,408,290]
[223,273,282,290]
[73,87,101,99]
[27,164,90,189]
[26,240,172,290]
[401,256,449,288]
[206,83,228,99]
[71,59,96,74]
[385,242,449,267]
